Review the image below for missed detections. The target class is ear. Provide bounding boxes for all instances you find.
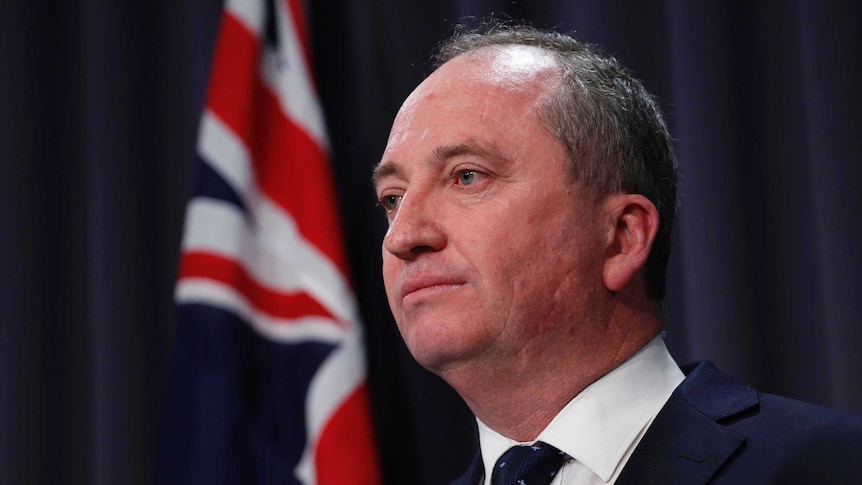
[602,194,659,292]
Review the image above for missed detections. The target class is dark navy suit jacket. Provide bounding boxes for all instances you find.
[452,361,862,484]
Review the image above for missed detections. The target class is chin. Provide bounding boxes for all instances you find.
[397,310,496,372]
[404,339,451,371]
[404,335,488,375]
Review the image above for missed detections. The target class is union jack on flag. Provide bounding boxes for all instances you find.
[158,0,380,483]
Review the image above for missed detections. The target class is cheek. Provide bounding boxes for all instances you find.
[507,222,599,315]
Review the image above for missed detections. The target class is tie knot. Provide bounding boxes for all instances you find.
[491,441,567,485]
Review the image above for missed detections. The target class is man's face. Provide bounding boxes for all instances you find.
[374,46,609,375]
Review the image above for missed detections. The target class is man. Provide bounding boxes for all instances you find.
[372,22,862,484]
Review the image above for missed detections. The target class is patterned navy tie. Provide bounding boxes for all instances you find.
[491,441,567,485]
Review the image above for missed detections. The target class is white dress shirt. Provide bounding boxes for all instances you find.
[477,335,684,484]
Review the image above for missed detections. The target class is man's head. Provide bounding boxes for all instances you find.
[372,23,677,380]
[436,23,678,303]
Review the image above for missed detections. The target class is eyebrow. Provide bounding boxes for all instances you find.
[371,141,499,188]
[433,142,495,161]
[371,160,400,189]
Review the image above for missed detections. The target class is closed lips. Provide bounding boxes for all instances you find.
[400,278,464,300]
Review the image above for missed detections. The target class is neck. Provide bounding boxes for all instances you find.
[441,307,661,441]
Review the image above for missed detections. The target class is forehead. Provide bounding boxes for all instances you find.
[399,45,560,122]
[375,46,562,184]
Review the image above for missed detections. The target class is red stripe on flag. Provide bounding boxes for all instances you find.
[178,251,341,324]
[205,13,349,277]
[315,382,381,485]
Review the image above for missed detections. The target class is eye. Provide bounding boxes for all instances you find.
[378,194,403,213]
[457,170,477,186]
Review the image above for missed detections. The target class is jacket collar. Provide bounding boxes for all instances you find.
[615,361,758,484]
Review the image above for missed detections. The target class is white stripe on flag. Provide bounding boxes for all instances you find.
[180,198,359,325]
[295,323,368,483]
[197,110,254,204]
[176,278,346,344]
[264,0,329,148]
[224,0,265,38]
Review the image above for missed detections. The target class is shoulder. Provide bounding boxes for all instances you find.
[679,361,862,483]
[619,361,862,484]
[750,391,862,440]
[678,361,862,435]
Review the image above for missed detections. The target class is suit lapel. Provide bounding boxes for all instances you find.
[616,361,758,485]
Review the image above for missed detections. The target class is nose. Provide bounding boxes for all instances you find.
[382,192,446,260]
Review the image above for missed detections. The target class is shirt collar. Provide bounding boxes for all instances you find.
[477,335,683,483]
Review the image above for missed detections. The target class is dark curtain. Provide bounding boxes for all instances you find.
[1,1,860,484]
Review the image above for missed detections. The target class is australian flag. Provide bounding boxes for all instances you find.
[157,0,380,483]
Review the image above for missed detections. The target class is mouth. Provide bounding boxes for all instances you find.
[400,278,465,303]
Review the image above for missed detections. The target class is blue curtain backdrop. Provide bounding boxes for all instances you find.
[1,1,860,484]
